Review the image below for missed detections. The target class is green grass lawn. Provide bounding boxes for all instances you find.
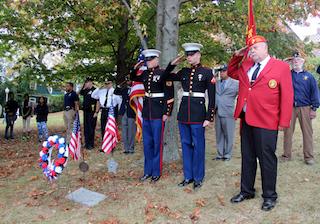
[0,112,319,223]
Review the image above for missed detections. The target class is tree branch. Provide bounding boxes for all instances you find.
[120,0,148,49]
[179,0,192,5]
[179,18,200,26]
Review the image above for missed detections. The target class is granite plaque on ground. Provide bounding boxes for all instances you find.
[66,187,107,207]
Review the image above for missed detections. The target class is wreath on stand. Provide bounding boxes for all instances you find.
[39,135,69,181]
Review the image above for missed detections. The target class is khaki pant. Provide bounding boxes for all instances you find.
[283,106,314,161]
[64,109,76,143]
[23,116,31,133]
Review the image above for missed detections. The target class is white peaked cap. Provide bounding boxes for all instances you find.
[142,49,161,58]
[182,43,203,52]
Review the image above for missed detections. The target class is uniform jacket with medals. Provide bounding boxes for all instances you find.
[227,55,293,130]
[164,63,216,124]
[130,66,174,120]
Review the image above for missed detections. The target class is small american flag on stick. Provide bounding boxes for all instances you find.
[102,105,120,154]
[68,112,81,160]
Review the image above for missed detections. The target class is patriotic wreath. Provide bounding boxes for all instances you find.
[39,135,69,181]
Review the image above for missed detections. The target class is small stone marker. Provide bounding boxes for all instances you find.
[107,158,118,174]
[66,187,107,207]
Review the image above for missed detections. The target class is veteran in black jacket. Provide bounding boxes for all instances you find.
[164,43,216,190]
[130,49,174,183]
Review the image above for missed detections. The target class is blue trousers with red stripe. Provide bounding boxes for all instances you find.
[142,119,164,177]
[178,123,206,182]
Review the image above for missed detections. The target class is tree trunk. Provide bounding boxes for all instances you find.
[116,15,130,84]
[156,0,181,162]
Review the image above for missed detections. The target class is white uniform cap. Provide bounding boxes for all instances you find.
[182,43,203,52]
[142,49,161,58]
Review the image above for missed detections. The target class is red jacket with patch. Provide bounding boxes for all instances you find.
[227,55,293,130]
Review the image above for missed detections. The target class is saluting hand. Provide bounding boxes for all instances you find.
[171,55,185,66]
[234,46,248,57]
[134,61,144,70]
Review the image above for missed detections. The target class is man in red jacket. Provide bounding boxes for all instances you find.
[227,35,293,211]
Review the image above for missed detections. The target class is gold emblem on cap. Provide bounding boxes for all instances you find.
[268,79,277,89]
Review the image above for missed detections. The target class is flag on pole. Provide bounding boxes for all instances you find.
[129,81,144,142]
[68,112,81,160]
[246,0,257,45]
[102,105,120,154]
[129,47,145,142]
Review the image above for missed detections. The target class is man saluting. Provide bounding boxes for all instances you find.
[227,35,293,211]
[130,49,174,183]
[164,43,216,190]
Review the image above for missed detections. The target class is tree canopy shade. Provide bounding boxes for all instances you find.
[0,0,318,85]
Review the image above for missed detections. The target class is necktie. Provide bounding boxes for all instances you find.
[104,89,109,107]
[220,80,225,92]
[250,63,261,85]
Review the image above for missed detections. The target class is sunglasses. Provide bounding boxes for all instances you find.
[185,51,198,57]
[145,56,157,61]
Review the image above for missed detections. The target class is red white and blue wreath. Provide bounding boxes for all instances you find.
[39,135,69,181]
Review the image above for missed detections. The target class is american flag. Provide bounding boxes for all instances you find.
[102,105,120,154]
[68,112,81,160]
[129,47,145,142]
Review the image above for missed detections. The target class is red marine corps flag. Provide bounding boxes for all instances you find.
[246,0,257,46]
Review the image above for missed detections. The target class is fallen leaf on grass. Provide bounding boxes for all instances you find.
[169,211,182,219]
[29,176,39,181]
[25,199,41,207]
[234,181,240,188]
[189,207,201,223]
[99,217,121,224]
[156,203,182,220]
[195,198,207,207]
[145,213,155,223]
[37,215,46,221]
[184,188,193,193]
[145,202,155,223]
[217,195,225,206]
[28,189,46,199]
[109,192,120,200]
[304,178,309,182]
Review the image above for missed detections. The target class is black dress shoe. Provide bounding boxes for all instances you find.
[193,181,203,190]
[123,151,130,154]
[178,179,194,187]
[150,176,161,182]
[139,174,151,182]
[230,193,255,203]
[213,157,223,160]
[261,199,276,211]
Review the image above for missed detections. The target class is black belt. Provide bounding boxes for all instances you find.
[101,107,109,110]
